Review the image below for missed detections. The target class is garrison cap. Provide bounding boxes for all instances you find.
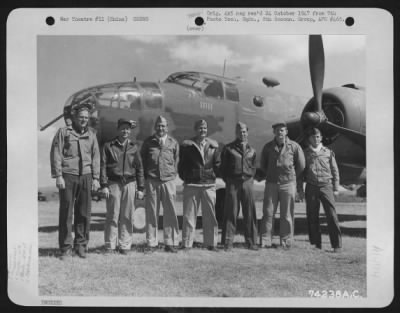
[236,121,248,131]
[272,121,287,129]
[194,119,207,129]
[155,115,168,125]
[117,118,137,129]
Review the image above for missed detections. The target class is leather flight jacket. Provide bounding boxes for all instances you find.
[220,140,257,181]
[178,137,221,184]
[100,138,144,190]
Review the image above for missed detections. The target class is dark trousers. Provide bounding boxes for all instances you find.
[58,174,92,252]
[222,178,258,245]
[305,183,342,249]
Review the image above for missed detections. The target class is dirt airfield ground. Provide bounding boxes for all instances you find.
[38,184,366,298]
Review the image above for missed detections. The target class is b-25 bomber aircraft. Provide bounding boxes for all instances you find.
[40,35,366,197]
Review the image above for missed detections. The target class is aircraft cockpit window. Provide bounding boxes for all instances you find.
[165,73,203,91]
[96,88,119,108]
[119,87,141,110]
[224,82,239,102]
[203,79,223,99]
[139,83,163,109]
[71,92,97,109]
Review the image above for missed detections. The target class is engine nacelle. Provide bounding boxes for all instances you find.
[302,85,365,145]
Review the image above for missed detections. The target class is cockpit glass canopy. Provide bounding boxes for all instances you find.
[165,72,239,102]
[66,82,163,111]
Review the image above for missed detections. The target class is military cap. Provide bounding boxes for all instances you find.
[155,115,168,125]
[236,121,248,131]
[272,121,287,129]
[117,118,137,129]
[194,119,207,129]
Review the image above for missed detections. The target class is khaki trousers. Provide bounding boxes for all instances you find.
[260,182,296,245]
[145,179,179,247]
[104,181,136,250]
[182,185,218,248]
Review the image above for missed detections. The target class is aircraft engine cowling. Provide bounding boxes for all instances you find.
[301,85,365,145]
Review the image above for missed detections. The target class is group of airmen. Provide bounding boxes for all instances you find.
[50,104,342,260]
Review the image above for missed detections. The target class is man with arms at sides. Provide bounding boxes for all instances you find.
[100,118,144,255]
[220,122,259,251]
[141,115,180,253]
[178,119,221,252]
[50,104,100,260]
[258,121,305,250]
[298,127,342,252]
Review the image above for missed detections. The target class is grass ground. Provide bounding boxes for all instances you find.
[38,186,366,298]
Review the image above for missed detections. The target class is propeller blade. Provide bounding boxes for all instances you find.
[325,121,365,149]
[309,35,325,112]
[286,118,303,141]
[40,113,64,131]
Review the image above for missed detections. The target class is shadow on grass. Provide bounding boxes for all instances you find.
[39,241,261,257]
[39,212,366,238]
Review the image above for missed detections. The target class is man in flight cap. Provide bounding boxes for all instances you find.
[50,104,100,259]
[140,115,180,253]
[178,119,221,251]
[220,121,259,251]
[100,118,144,255]
[258,121,305,249]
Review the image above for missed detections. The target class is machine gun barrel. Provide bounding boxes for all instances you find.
[40,113,64,131]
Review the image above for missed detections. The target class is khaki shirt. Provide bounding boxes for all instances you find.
[303,145,340,191]
[260,137,305,184]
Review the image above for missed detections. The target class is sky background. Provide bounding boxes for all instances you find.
[37,35,365,187]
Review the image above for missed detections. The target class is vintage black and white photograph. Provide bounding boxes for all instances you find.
[7,8,393,307]
[36,33,367,297]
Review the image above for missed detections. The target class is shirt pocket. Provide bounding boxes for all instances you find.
[319,155,331,173]
[80,139,93,156]
[163,148,176,165]
[282,150,294,170]
[63,136,78,158]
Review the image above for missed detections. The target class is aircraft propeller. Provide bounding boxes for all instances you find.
[296,35,365,149]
